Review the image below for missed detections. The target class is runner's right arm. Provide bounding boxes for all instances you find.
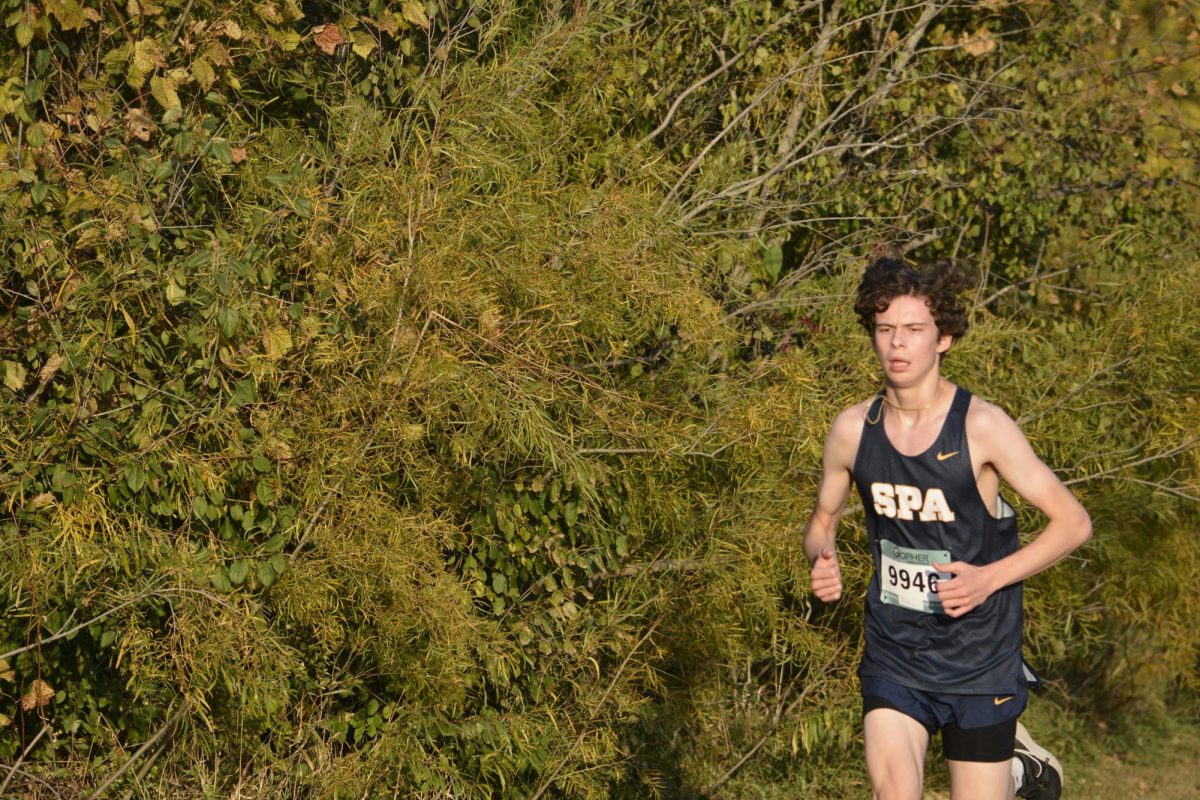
[803,406,864,602]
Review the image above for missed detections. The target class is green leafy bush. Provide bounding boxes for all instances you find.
[0,1,1196,797]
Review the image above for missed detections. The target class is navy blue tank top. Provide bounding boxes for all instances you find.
[853,386,1024,694]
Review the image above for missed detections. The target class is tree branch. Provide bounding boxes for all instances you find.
[637,4,815,148]
[0,591,165,663]
[529,617,663,800]
[1063,438,1198,487]
[0,724,50,797]
[87,704,187,800]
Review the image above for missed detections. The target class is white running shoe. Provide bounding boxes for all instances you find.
[1013,721,1063,800]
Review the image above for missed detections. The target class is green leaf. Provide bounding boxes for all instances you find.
[228,559,249,586]
[264,533,285,552]
[24,79,43,104]
[492,572,508,593]
[217,307,240,339]
[124,465,145,492]
[615,534,628,557]
[209,139,233,164]
[211,566,233,593]
[269,554,288,574]
[763,242,783,280]
[256,561,276,588]
[252,453,272,472]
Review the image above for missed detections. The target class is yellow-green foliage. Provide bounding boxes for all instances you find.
[0,1,1197,798]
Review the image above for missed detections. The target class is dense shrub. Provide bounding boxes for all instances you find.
[1,1,1196,796]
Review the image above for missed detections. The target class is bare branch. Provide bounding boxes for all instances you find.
[0,724,50,798]
[1063,438,1199,487]
[637,4,817,148]
[529,617,663,800]
[87,704,187,800]
[1118,477,1200,503]
[0,590,165,663]
[702,655,833,796]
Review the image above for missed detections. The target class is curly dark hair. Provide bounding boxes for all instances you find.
[854,256,971,340]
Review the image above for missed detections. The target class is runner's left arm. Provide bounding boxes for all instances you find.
[933,403,1091,618]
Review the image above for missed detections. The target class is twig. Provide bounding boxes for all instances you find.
[978,266,1072,308]
[127,733,171,793]
[0,723,50,796]
[168,0,197,46]
[87,704,186,800]
[1063,438,1198,486]
[292,311,433,555]
[637,4,814,148]
[702,662,825,796]
[529,617,663,800]
[900,228,945,255]
[0,591,165,662]
[14,9,31,166]
[591,557,733,583]
[1117,477,1200,503]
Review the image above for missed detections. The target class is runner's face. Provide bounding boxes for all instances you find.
[871,294,952,387]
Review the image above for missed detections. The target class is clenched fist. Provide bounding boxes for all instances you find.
[810,547,843,602]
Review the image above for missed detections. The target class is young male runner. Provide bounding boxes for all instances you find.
[803,257,1091,800]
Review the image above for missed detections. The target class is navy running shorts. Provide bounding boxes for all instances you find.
[861,675,1027,762]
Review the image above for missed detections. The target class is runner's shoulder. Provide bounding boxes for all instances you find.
[825,397,875,452]
[965,394,1025,445]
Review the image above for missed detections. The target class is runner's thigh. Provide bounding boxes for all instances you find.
[864,708,929,800]
[947,758,1013,800]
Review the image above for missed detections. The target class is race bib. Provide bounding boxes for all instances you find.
[879,539,951,614]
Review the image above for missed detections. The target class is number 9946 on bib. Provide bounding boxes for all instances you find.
[879,539,952,614]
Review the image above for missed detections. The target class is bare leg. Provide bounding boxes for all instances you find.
[948,758,1016,800]
[864,708,929,800]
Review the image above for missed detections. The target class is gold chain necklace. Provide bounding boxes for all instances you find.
[881,379,946,412]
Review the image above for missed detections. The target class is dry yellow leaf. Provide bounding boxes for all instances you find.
[38,354,64,384]
[3,361,27,392]
[27,493,56,510]
[206,41,233,67]
[263,326,293,360]
[20,679,55,711]
[265,436,294,462]
[313,23,345,55]
[960,29,997,58]
[150,75,181,111]
[374,11,400,36]
[255,2,283,24]
[132,37,165,73]
[402,0,430,31]
[214,19,243,40]
[350,29,377,59]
